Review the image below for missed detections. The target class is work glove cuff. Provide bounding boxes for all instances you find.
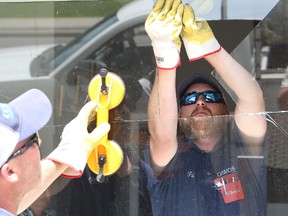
[152,41,180,69]
[46,141,88,178]
[183,36,221,61]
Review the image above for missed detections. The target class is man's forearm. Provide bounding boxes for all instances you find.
[205,48,265,111]
[148,69,178,140]
[148,69,178,170]
[205,47,267,153]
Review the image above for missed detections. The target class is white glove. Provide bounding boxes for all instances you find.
[47,101,110,178]
[145,0,184,69]
[181,4,221,61]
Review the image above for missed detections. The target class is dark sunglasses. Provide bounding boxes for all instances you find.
[6,133,40,162]
[180,91,225,106]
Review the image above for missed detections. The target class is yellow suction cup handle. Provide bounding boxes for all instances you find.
[87,69,125,180]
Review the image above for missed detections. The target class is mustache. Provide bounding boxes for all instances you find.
[191,107,212,117]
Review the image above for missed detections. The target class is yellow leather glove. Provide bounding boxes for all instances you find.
[47,101,110,178]
[145,0,184,69]
[181,4,221,61]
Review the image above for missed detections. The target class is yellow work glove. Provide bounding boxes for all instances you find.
[181,4,221,61]
[145,0,184,69]
[47,101,110,178]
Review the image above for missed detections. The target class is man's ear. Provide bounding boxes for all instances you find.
[0,163,19,183]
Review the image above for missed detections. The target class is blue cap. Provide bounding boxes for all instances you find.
[0,89,52,167]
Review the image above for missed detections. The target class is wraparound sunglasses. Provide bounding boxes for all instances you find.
[180,91,225,106]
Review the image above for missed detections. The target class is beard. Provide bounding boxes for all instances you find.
[179,109,228,139]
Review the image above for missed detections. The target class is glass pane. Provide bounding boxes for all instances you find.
[1,0,288,216]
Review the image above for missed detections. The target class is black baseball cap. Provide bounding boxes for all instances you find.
[178,72,224,100]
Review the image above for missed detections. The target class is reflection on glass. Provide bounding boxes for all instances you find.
[266,69,288,203]
[1,0,287,215]
[261,0,288,69]
[54,75,151,215]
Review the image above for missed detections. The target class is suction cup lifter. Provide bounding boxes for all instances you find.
[87,68,125,182]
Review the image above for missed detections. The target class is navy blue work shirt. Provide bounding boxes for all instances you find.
[141,124,267,216]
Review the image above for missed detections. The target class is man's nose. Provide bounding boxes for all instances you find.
[196,95,206,106]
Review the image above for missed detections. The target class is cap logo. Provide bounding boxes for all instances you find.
[0,104,14,119]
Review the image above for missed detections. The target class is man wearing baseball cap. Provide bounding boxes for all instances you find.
[0,89,110,216]
[143,0,267,215]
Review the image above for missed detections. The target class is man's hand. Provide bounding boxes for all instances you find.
[145,0,184,69]
[181,4,221,61]
[46,101,110,178]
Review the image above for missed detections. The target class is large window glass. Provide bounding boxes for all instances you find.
[0,0,287,215]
